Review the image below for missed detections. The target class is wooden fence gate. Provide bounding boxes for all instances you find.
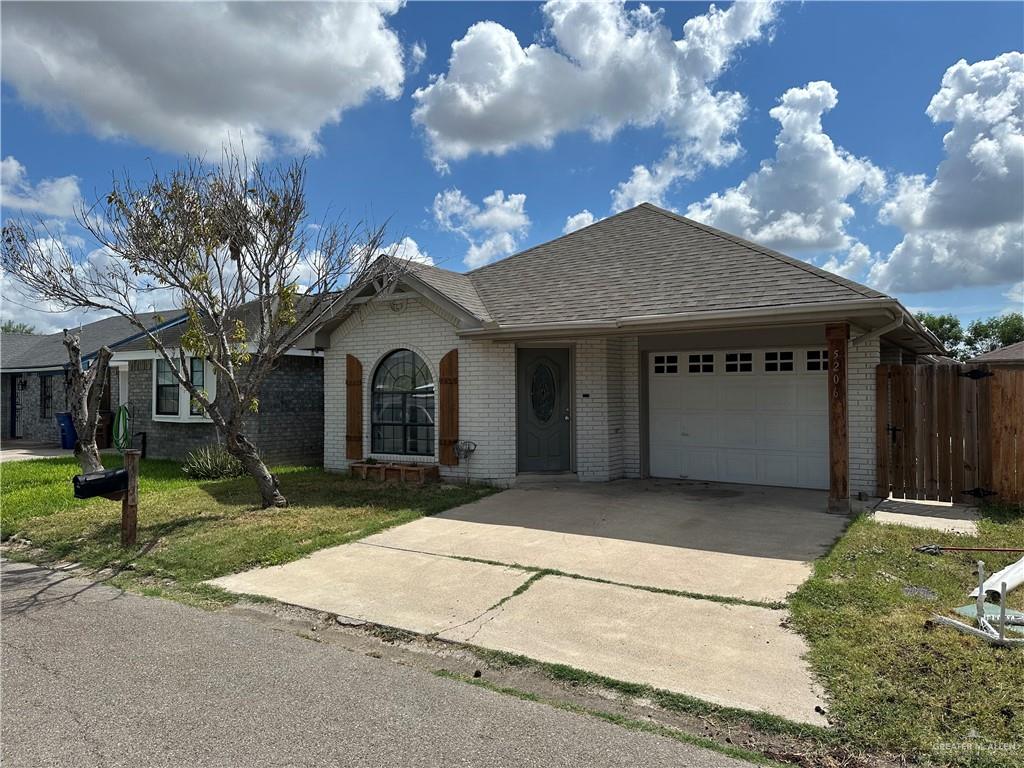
[876,364,1023,505]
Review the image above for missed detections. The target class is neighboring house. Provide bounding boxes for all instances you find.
[968,340,1024,368]
[307,203,944,511]
[0,312,324,464]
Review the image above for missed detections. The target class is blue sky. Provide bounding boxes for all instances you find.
[2,1,1022,332]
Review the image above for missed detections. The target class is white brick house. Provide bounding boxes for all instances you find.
[312,203,943,511]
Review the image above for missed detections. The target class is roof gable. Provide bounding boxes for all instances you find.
[464,203,888,327]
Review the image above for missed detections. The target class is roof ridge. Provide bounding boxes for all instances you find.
[637,202,886,300]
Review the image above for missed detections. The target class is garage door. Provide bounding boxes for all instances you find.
[648,349,829,489]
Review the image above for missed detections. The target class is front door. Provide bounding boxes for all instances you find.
[517,348,571,472]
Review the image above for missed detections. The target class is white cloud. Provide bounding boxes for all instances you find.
[410,42,428,74]
[1007,281,1024,307]
[686,81,885,255]
[414,0,777,182]
[822,242,875,280]
[433,188,530,268]
[869,52,1024,292]
[563,209,596,234]
[869,225,1023,292]
[1,1,407,156]
[1,156,82,218]
[382,236,434,266]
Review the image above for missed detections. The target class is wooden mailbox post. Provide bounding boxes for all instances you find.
[121,449,140,547]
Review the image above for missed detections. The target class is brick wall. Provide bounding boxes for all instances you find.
[575,338,611,481]
[2,371,70,443]
[847,336,880,497]
[573,335,641,482]
[324,299,517,485]
[126,355,323,464]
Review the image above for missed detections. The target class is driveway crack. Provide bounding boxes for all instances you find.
[436,571,548,639]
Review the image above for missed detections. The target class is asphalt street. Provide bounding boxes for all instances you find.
[0,560,747,767]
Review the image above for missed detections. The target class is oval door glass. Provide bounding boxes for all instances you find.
[530,363,556,423]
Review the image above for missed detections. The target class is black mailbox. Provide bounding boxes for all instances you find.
[73,469,129,500]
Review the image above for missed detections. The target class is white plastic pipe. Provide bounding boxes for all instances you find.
[970,556,1024,599]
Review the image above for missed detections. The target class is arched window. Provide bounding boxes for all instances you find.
[371,349,435,456]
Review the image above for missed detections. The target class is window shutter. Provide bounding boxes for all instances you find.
[439,349,459,466]
[345,354,363,460]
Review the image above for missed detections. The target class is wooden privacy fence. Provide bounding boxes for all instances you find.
[876,364,1023,505]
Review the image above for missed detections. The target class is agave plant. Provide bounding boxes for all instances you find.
[183,444,247,480]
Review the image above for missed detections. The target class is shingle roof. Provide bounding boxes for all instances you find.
[969,340,1024,364]
[0,332,42,368]
[0,311,184,370]
[462,203,888,327]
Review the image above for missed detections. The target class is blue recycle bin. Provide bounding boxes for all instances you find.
[56,412,78,450]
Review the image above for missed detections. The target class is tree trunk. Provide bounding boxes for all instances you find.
[63,333,112,475]
[226,429,287,508]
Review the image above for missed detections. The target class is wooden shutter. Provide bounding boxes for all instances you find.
[439,349,459,466]
[345,354,363,460]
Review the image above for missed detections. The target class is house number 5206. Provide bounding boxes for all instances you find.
[831,352,843,399]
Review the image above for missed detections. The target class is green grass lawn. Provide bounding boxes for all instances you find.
[1,456,494,607]
[791,506,1024,768]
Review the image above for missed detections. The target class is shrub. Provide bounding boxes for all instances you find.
[182,444,246,480]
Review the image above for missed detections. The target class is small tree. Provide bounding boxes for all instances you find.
[915,312,965,359]
[2,152,401,507]
[1,320,36,334]
[965,312,1024,357]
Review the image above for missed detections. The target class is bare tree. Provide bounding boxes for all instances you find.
[2,151,402,507]
[63,333,112,474]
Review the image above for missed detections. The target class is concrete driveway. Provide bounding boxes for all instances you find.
[212,480,846,726]
[364,480,844,603]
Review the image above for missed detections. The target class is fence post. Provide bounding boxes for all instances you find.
[121,449,140,547]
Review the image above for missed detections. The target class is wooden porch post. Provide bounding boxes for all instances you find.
[826,323,850,513]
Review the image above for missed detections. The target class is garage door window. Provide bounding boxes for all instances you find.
[806,349,829,371]
[724,352,753,373]
[653,354,678,374]
[687,353,714,374]
[764,351,794,372]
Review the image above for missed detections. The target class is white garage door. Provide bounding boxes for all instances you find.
[648,349,829,490]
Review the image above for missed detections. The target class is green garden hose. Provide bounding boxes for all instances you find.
[113,404,132,452]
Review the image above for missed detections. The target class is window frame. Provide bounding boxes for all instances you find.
[370,349,436,458]
[724,351,753,374]
[805,349,830,372]
[152,355,215,422]
[687,352,715,374]
[652,354,679,375]
[764,350,795,373]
